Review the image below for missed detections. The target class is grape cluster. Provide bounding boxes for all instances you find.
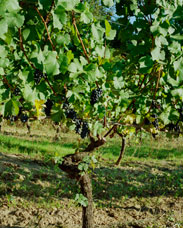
[20,114,29,123]
[75,119,82,134]
[167,123,180,133]
[90,88,102,105]
[13,87,21,96]
[44,99,53,116]
[174,124,181,133]
[65,108,77,120]
[63,101,90,138]
[144,117,150,125]
[151,114,159,129]
[6,115,16,122]
[63,101,69,110]
[34,69,46,84]
[80,121,89,138]
[178,107,183,121]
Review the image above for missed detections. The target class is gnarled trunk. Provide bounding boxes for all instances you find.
[59,152,94,228]
[80,173,93,228]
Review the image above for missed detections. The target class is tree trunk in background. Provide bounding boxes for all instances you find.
[116,137,126,165]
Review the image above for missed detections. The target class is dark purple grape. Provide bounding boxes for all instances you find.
[6,115,16,122]
[13,87,21,96]
[65,108,77,120]
[44,99,53,116]
[75,118,82,134]
[151,114,159,129]
[144,118,150,125]
[63,101,69,110]
[90,88,102,105]
[34,69,46,84]
[81,121,89,138]
[20,114,28,123]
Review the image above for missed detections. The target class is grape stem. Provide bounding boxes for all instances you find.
[72,11,90,64]
[44,76,57,97]
[148,67,162,113]
[45,0,55,24]
[18,28,36,70]
[42,0,55,41]
[72,11,99,88]
[34,6,56,51]
[1,75,14,92]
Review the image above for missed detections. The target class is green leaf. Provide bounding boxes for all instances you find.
[0,46,8,58]
[139,55,154,73]
[11,99,20,116]
[68,58,83,73]
[4,99,19,117]
[105,20,116,40]
[51,109,63,123]
[38,0,51,10]
[170,34,183,40]
[44,51,60,75]
[173,57,183,71]
[75,194,88,207]
[0,19,8,38]
[168,41,181,54]
[57,0,80,11]
[113,77,124,89]
[80,10,93,24]
[9,13,24,27]
[155,36,168,47]
[105,20,111,36]
[4,100,12,117]
[92,121,103,136]
[151,46,165,61]
[106,29,116,41]
[159,25,168,36]
[22,84,38,104]
[171,88,183,100]
[95,45,105,57]
[67,50,74,64]
[91,24,105,43]
[22,29,30,41]
[0,0,20,13]
[102,0,114,7]
[52,6,67,29]
[0,67,4,74]
[56,33,70,46]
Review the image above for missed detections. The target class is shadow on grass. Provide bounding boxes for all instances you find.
[92,161,183,207]
[0,226,23,228]
[0,152,77,202]
[0,152,183,209]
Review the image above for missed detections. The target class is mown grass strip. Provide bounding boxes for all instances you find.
[0,133,75,158]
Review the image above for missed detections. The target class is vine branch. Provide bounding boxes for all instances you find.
[72,11,90,64]
[34,6,56,51]
[1,75,14,92]
[18,28,36,70]
[148,67,162,113]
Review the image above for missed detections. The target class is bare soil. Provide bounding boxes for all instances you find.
[0,152,183,228]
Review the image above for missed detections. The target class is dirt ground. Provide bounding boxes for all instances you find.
[0,152,183,228]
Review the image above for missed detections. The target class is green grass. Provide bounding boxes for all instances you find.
[0,133,75,159]
[0,125,183,163]
[96,134,183,162]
